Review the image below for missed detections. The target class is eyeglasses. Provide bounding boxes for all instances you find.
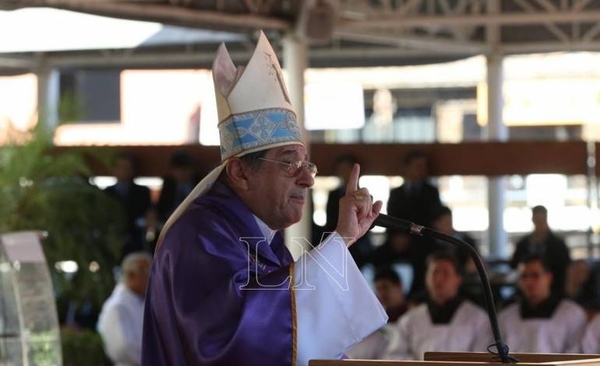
[258,158,318,177]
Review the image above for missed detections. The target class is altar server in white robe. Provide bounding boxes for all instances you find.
[385,250,492,360]
[346,266,409,360]
[499,254,587,354]
[581,313,600,354]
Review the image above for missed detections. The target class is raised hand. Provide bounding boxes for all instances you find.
[335,163,383,246]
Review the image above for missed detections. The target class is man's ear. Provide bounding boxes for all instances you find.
[225,158,249,191]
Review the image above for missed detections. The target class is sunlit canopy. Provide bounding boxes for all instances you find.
[0,7,242,53]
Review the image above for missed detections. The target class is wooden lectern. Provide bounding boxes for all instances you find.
[309,352,600,366]
[330,218,600,366]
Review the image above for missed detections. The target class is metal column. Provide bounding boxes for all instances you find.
[485,0,508,259]
[282,33,312,258]
[36,61,60,132]
[486,52,509,259]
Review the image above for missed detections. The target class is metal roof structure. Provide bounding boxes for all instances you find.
[3,0,600,74]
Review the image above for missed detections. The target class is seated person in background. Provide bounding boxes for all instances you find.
[371,230,431,301]
[98,252,152,366]
[581,313,600,354]
[430,206,478,272]
[385,250,491,360]
[430,205,483,306]
[499,254,587,353]
[346,266,409,360]
[374,266,409,323]
[510,205,571,298]
[565,259,599,311]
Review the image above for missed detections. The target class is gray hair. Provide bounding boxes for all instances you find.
[120,252,152,279]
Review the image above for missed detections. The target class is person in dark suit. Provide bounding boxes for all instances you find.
[156,150,203,223]
[386,150,442,299]
[104,152,152,260]
[387,150,442,227]
[510,205,571,298]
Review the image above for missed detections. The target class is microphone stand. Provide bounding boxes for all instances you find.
[375,215,517,363]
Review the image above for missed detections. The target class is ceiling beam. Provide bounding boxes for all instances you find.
[45,49,241,68]
[38,45,474,69]
[335,30,487,54]
[20,0,293,30]
[502,40,600,53]
[0,56,36,68]
[338,9,600,29]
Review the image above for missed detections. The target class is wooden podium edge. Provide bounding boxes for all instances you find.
[309,352,600,366]
[424,352,600,363]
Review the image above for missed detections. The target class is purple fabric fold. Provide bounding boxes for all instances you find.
[142,182,295,366]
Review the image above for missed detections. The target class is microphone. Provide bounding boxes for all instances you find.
[373,213,425,236]
[372,213,517,363]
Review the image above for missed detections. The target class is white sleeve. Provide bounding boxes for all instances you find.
[383,314,414,360]
[292,232,388,366]
[345,328,388,360]
[582,315,600,354]
[472,306,494,352]
[98,303,141,365]
[564,303,588,353]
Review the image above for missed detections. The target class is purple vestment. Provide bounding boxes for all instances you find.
[142,181,299,365]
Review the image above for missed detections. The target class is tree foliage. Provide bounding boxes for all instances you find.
[0,120,125,311]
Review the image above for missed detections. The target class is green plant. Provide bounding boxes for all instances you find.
[0,118,126,331]
[60,328,111,366]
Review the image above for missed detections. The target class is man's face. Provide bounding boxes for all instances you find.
[114,157,134,182]
[426,259,462,305]
[532,211,548,232]
[246,144,314,231]
[375,279,404,309]
[128,258,151,297]
[518,260,552,305]
[405,157,428,182]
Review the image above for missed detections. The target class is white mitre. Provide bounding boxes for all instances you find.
[156,30,304,250]
[214,31,303,160]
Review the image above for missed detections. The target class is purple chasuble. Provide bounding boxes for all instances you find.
[142,182,296,365]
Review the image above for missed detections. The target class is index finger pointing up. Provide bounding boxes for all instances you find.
[345,163,361,195]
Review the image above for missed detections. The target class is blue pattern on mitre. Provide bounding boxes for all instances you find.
[219,108,302,161]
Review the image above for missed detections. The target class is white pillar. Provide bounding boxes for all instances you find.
[486,52,508,259]
[586,141,600,257]
[37,62,60,131]
[282,32,311,258]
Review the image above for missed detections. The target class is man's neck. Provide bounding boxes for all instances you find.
[254,214,276,244]
[532,228,549,242]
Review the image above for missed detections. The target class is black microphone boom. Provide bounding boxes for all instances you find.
[373,214,425,236]
[372,213,516,363]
